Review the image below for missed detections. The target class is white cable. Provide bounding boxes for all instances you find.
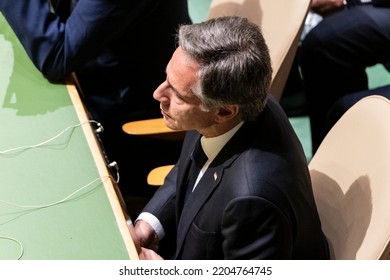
[0,121,114,260]
[0,176,110,209]
[108,161,120,183]
[0,120,101,155]
[0,175,111,260]
[0,236,24,260]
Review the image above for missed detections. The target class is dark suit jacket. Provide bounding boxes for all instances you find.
[0,0,191,122]
[143,96,330,259]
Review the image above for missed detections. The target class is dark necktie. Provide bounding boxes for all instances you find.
[346,0,372,6]
[49,0,76,21]
[184,139,208,204]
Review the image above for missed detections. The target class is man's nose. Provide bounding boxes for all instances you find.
[153,81,170,104]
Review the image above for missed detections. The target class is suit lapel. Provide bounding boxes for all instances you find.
[175,164,223,258]
[174,121,257,258]
[175,135,200,218]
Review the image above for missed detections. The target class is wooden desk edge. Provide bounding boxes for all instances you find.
[66,76,139,260]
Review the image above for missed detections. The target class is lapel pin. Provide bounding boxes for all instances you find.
[214,172,218,181]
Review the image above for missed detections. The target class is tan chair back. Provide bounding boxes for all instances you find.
[309,95,390,259]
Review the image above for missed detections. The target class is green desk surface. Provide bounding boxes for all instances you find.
[0,13,138,260]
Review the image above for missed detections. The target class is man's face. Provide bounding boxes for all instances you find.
[153,47,217,133]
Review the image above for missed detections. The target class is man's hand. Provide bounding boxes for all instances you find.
[310,0,346,15]
[133,220,160,252]
[139,247,164,260]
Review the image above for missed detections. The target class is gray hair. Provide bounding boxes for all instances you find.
[177,16,272,121]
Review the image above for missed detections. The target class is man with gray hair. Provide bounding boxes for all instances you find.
[134,16,329,260]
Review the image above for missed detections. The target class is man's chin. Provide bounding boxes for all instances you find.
[162,116,177,131]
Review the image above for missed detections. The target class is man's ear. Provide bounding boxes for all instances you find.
[215,105,240,123]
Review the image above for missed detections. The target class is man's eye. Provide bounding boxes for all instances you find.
[174,96,185,105]
[174,91,183,100]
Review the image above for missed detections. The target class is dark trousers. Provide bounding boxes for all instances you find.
[299,5,390,153]
[326,85,390,132]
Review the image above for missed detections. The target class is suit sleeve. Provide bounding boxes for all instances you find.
[221,196,294,259]
[0,0,148,81]
[142,163,179,235]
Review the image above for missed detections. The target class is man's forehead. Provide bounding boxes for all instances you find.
[167,48,199,87]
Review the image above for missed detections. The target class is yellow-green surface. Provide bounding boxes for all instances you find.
[0,14,129,259]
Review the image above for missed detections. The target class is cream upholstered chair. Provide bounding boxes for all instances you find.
[122,118,185,141]
[146,164,175,186]
[309,95,390,260]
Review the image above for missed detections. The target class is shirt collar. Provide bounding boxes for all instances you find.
[200,121,244,162]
